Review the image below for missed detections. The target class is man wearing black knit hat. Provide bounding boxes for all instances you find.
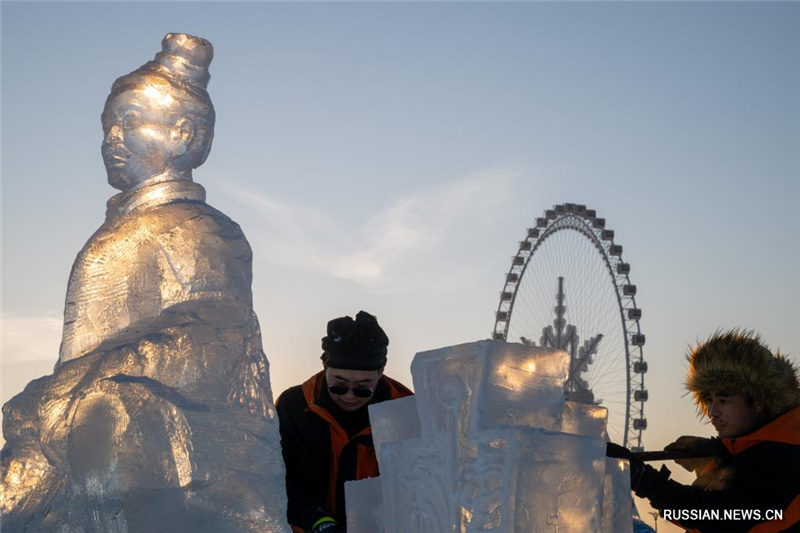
[276,311,413,533]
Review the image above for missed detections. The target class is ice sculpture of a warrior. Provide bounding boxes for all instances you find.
[61,33,232,364]
[0,34,290,532]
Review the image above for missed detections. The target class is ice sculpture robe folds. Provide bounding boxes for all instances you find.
[0,180,290,532]
[2,32,289,532]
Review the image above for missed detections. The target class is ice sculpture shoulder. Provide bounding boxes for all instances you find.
[60,33,248,365]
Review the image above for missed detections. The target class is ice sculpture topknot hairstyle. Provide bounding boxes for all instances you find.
[105,33,216,171]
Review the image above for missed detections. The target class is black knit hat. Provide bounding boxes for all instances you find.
[320,311,388,370]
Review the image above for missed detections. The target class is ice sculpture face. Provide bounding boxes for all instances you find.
[101,78,212,190]
[100,33,215,191]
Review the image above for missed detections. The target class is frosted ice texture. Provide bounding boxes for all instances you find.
[0,33,289,532]
[604,458,634,533]
[345,476,384,532]
[411,341,567,438]
[563,401,610,439]
[350,340,633,532]
[369,395,421,460]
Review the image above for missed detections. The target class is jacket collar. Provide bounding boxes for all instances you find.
[722,406,800,455]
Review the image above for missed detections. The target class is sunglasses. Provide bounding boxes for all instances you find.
[328,385,376,398]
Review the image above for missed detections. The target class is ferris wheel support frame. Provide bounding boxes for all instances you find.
[492,203,648,450]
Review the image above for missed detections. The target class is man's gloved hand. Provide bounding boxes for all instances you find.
[314,525,345,533]
[310,517,346,533]
[664,435,721,474]
[606,442,669,497]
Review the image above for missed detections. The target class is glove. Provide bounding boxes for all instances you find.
[605,441,637,459]
[606,442,669,497]
[664,436,722,474]
[310,517,346,533]
[314,524,345,533]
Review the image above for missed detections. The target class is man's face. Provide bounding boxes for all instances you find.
[706,392,762,438]
[324,366,383,412]
[101,81,190,191]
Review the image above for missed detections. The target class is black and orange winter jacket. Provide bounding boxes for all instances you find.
[276,371,413,532]
[640,407,800,532]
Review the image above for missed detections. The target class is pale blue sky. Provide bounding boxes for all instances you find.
[2,3,799,528]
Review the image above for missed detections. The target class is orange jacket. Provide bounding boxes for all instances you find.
[655,408,800,533]
[277,371,413,531]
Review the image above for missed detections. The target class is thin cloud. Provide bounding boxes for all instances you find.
[213,167,521,293]
[214,181,357,274]
[2,313,63,364]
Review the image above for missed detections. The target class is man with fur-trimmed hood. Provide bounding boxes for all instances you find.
[609,329,799,532]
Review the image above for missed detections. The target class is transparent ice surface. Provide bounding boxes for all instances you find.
[411,340,568,439]
[346,476,384,533]
[0,33,289,532]
[603,458,634,533]
[376,427,607,532]
[512,430,606,532]
[348,340,632,532]
[369,395,420,463]
[378,437,452,532]
[562,401,608,438]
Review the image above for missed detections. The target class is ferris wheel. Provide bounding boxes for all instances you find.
[492,203,647,451]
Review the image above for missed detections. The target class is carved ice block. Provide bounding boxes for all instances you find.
[346,476,384,533]
[512,430,606,532]
[562,401,609,438]
[369,395,420,465]
[603,458,634,533]
[350,341,626,532]
[378,427,606,532]
[410,340,568,438]
[378,437,453,532]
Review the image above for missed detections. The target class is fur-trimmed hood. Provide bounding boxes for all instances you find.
[686,329,800,421]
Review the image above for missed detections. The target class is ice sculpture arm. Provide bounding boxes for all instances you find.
[633,441,799,531]
[276,387,336,531]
